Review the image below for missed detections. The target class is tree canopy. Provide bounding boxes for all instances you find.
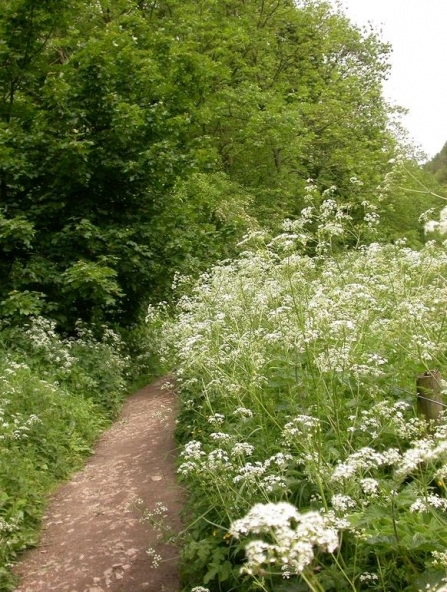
[0,0,439,329]
[425,140,447,186]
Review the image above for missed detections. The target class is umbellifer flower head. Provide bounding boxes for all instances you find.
[229,502,338,576]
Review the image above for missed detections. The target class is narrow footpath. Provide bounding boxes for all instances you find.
[13,376,183,592]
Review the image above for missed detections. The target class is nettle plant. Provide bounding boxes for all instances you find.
[163,198,447,591]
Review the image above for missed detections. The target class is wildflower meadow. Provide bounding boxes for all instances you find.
[161,198,447,591]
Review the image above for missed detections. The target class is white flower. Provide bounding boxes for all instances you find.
[207,449,230,469]
[262,475,288,492]
[207,413,225,425]
[233,407,254,419]
[265,452,293,469]
[230,502,300,536]
[360,478,379,496]
[232,442,254,456]
[360,572,379,582]
[432,550,447,568]
[230,503,338,576]
[209,432,231,441]
[233,462,266,483]
[331,494,356,513]
[181,441,206,460]
[282,415,320,444]
[177,461,197,476]
[395,438,447,480]
[332,447,398,482]
[146,547,162,568]
[410,495,447,513]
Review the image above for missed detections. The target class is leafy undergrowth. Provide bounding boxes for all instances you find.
[0,318,155,591]
[163,202,447,592]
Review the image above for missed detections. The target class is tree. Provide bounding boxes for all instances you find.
[425,140,447,186]
[0,0,434,328]
[150,0,397,219]
[0,0,249,327]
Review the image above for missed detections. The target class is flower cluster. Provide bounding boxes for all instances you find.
[229,503,338,576]
[164,229,447,591]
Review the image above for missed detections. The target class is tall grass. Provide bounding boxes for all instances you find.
[163,201,447,591]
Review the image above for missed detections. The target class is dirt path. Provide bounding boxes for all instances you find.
[13,376,183,592]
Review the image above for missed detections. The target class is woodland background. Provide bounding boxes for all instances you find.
[1,0,445,329]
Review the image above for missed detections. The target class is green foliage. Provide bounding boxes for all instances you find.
[156,0,397,218]
[61,259,123,317]
[373,158,445,248]
[425,141,447,186]
[0,290,45,318]
[0,0,250,328]
[0,214,34,250]
[2,317,131,413]
[0,369,103,591]
[0,0,435,330]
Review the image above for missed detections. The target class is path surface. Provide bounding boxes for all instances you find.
[13,377,183,592]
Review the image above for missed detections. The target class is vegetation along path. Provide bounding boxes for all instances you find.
[13,377,183,592]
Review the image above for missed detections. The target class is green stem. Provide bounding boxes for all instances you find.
[301,569,326,592]
[331,553,357,592]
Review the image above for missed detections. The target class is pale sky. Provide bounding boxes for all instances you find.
[332,0,447,160]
